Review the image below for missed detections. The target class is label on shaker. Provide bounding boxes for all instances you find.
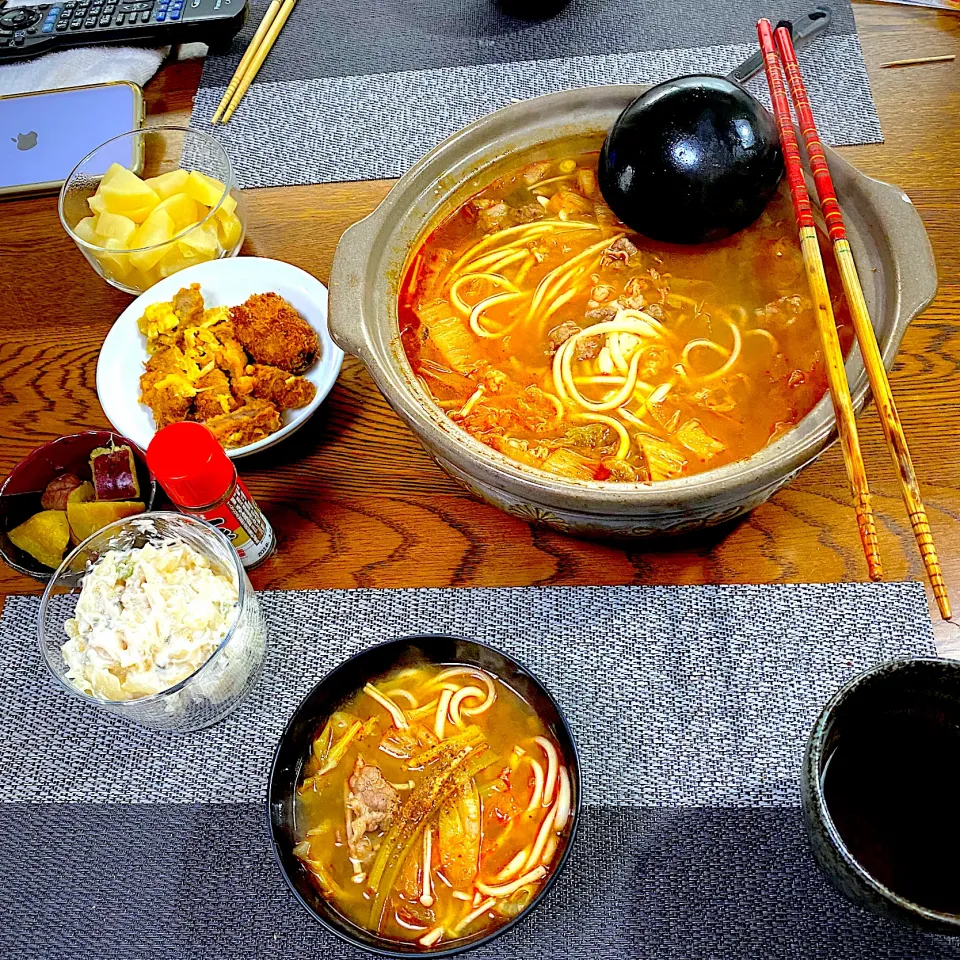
[199,479,275,568]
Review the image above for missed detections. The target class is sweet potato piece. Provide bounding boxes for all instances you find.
[8,511,70,569]
[67,500,145,545]
[67,481,95,504]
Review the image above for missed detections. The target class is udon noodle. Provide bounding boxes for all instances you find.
[399,150,852,482]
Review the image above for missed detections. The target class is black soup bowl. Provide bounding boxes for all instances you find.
[268,635,582,956]
[802,657,960,934]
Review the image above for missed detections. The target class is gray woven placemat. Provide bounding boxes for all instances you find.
[190,0,882,187]
[2,582,956,960]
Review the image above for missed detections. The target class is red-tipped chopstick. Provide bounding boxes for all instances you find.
[773,23,951,619]
[757,18,882,582]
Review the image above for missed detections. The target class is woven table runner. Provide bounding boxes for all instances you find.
[2,582,955,959]
[190,0,882,188]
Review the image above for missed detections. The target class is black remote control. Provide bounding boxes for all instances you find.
[0,0,246,61]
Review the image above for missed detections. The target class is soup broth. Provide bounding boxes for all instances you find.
[294,664,574,950]
[399,150,852,483]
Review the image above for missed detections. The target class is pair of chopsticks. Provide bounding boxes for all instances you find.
[757,19,951,619]
[211,0,297,124]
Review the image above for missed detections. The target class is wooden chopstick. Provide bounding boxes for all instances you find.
[211,0,282,123]
[757,18,883,583]
[774,23,952,619]
[219,0,297,124]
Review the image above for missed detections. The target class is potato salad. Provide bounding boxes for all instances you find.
[62,540,239,701]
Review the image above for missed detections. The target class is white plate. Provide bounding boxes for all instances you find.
[96,257,344,459]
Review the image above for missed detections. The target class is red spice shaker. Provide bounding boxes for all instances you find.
[146,422,276,569]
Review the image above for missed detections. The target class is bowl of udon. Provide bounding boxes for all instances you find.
[329,85,936,537]
[269,635,580,955]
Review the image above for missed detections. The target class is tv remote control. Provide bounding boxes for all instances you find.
[0,0,246,61]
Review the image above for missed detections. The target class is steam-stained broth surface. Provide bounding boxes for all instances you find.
[294,664,573,949]
[399,150,852,483]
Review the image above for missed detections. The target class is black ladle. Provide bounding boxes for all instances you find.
[598,7,831,245]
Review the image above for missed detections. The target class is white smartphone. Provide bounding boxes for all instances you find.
[0,81,144,198]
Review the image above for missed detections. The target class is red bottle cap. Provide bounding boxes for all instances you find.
[147,422,236,509]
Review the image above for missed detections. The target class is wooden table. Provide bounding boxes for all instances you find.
[1,2,958,651]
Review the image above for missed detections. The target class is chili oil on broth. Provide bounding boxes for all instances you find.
[399,150,853,484]
[293,664,574,950]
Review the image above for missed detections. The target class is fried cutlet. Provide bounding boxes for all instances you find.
[234,363,317,411]
[203,398,282,449]
[229,293,320,374]
[192,368,240,421]
[139,347,195,428]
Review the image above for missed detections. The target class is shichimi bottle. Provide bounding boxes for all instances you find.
[146,421,276,569]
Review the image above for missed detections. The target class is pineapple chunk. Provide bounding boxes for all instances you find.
[95,211,138,246]
[179,220,220,258]
[8,510,70,569]
[88,192,108,217]
[157,242,208,279]
[99,162,127,189]
[99,166,160,223]
[218,192,238,217]
[72,216,99,244]
[216,209,243,250]
[145,168,190,200]
[183,170,226,207]
[153,192,201,231]
[129,208,176,271]
[97,238,133,283]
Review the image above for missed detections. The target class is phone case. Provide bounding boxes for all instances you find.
[0,80,144,199]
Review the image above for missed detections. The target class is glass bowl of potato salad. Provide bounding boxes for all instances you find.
[37,512,268,732]
[59,127,246,295]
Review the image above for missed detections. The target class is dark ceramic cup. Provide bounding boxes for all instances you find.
[268,634,582,957]
[802,657,960,935]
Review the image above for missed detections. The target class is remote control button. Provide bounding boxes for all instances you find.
[84,16,96,25]
[115,12,124,22]
[169,8,179,16]
[139,10,149,20]
[14,35,24,44]
[42,22,54,31]
[55,20,67,28]
[154,10,164,18]
[0,8,41,29]
[26,26,37,33]
[0,38,8,46]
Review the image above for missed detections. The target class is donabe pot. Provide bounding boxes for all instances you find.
[329,86,936,538]
[268,634,582,956]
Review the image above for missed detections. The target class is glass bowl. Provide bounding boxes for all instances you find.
[37,512,268,732]
[58,126,246,295]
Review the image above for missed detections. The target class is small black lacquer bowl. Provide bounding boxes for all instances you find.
[802,657,960,935]
[268,635,582,956]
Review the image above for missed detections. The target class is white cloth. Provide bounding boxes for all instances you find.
[0,44,167,95]
[0,1,207,96]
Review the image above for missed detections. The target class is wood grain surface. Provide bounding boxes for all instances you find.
[1,2,958,652]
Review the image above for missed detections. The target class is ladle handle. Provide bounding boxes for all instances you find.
[727,5,832,85]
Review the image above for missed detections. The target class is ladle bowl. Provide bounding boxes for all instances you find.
[598,74,783,244]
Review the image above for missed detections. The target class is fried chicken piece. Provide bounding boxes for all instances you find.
[203,398,282,449]
[208,321,248,381]
[234,364,316,411]
[139,346,195,428]
[230,293,319,374]
[192,368,240,421]
[172,284,205,328]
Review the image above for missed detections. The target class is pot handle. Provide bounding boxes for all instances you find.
[328,209,384,359]
[826,148,938,361]
[872,180,938,358]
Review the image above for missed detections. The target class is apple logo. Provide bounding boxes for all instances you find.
[12,131,38,151]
